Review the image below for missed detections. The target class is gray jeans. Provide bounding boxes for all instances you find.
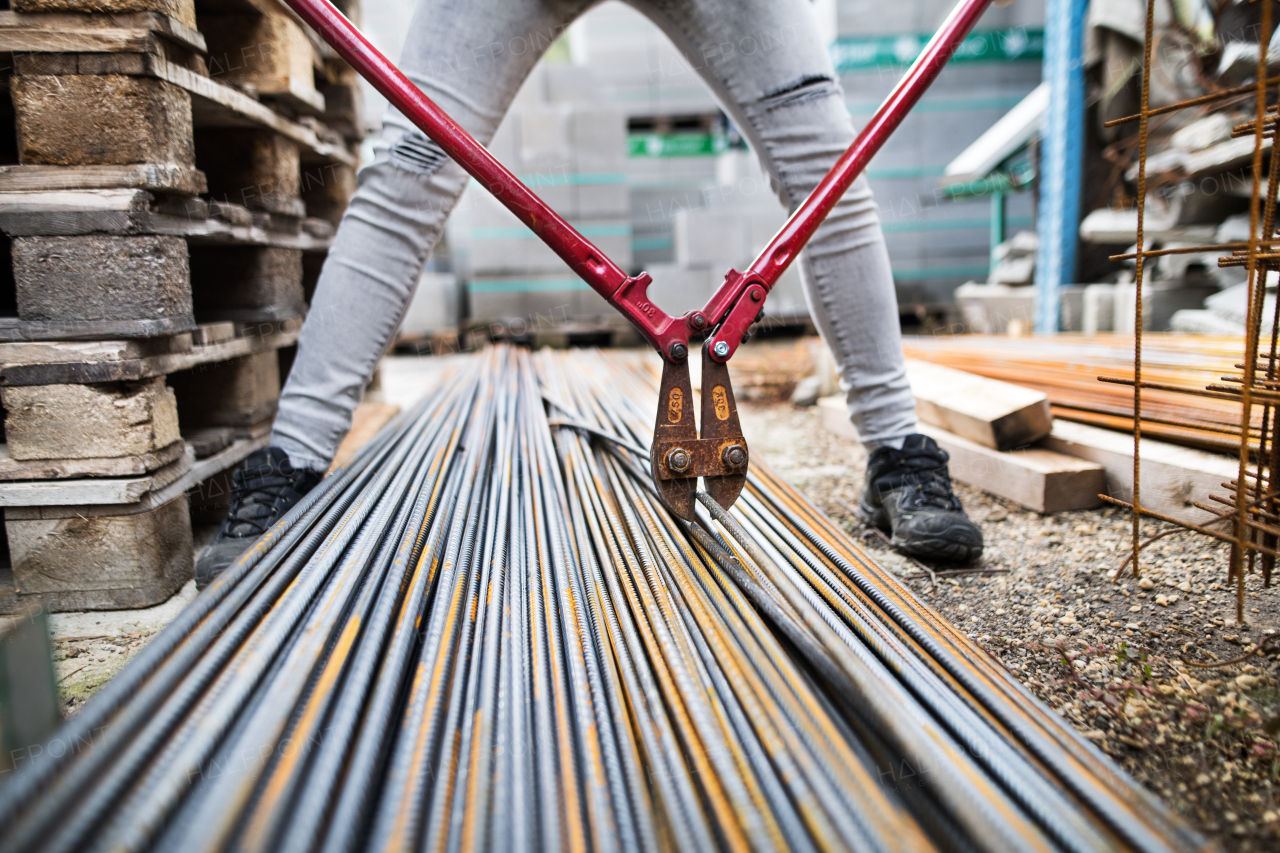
[271,0,917,472]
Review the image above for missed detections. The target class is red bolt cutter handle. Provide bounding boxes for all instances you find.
[281,0,993,363]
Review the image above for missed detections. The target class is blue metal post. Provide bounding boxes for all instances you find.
[1035,0,1088,333]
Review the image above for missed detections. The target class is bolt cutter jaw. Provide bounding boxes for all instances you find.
[650,342,749,521]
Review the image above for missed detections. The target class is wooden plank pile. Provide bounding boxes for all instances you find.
[819,350,1237,523]
[901,333,1258,454]
[0,0,364,612]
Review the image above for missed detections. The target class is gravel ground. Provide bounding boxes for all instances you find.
[739,400,1280,852]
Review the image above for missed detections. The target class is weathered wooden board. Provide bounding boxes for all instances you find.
[1039,420,1239,524]
[6,434,268,518]
[0,439,185,480]
[0,189,334,250]
[817,396,1104,513]
[0,321,300,385]
[0,164,207,195]
[3,494,193,612]
[0,10,205,52]
[906,359,1052,451]
[2,377,181,462]
[0,451,190,505]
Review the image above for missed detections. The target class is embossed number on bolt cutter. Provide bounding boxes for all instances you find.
[712,385,730,421]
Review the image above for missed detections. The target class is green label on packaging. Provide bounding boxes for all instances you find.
[627,133,730,158]
[830,27,1043,73]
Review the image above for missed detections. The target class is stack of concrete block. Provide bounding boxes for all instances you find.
[0,0,364,612]
[450,101,632,338]
[671,206,810,324]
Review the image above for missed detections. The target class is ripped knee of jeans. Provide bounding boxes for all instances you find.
[389,131,452,176]
[759,74,838,110]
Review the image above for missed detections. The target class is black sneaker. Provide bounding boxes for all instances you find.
[194,447,323,589]
[858,434,983,562]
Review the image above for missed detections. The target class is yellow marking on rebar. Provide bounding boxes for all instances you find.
[459,709,487,853]
[240,615,362,849]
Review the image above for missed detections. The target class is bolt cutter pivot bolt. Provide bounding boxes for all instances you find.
[722,444,747,467]
[666,448,692,473]
[712,341,730,358]
[669,342,688,361]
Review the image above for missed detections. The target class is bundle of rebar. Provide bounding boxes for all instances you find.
[0,346,1208,853]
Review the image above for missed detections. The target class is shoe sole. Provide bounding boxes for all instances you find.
[860,498,982,562]
[893,533,982,563]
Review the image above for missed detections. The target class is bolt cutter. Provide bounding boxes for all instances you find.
[281,0,996,520]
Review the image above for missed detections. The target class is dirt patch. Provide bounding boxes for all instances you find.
[38,577,200,716]
[740,401,1280,852]
[53,632,157,715]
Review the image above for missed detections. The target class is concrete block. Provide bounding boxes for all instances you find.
[168,350,280,427]
[6,495,193,609]
[13,235,193,326]
[400,272,459,336]
[189,246,305,322]
[954,283,1036,334]
[569,108,626,169]
[12,76,194,167]
[674,210,748,267]
[746,209,786,254]
[2,377,180,461]
[575,180,629,218]
[1083,284,1116,334]
[517,108,572,167]
[645,265,718,317]
[466,220,630,276]
[468,276,587,329]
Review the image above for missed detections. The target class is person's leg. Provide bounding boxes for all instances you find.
[627,0,916,450]
[199,0,592,587]
[271,0,593,471]
[630,0,979,560]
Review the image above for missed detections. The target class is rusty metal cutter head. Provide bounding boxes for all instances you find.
[650,341,749,521]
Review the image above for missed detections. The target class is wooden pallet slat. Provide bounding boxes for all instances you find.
[0,189,334,250]
[0,321,301,385]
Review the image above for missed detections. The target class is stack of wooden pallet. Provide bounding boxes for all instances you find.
[0,0,363,612]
